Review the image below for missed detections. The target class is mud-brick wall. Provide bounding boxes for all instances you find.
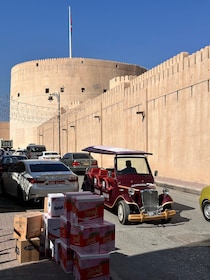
[38,47,210,185]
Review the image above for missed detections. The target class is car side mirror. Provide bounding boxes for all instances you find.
[154,170,158,177]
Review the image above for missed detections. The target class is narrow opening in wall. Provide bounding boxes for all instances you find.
[36,63,39,67]
[190,86,193,97]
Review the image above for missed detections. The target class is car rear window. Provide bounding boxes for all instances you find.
[73,153,91,159]
[29,163,69,172]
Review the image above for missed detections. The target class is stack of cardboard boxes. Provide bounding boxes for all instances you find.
[13,192,115,279]
[14,211,43,263]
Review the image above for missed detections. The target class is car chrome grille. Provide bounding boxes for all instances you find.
[141,189,159,213]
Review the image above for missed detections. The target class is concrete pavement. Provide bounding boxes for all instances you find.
[0,178,207,279]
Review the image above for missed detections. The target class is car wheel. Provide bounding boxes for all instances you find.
[161,204,172,223]
[202,200,210,222]
[117,200,130,225]
[0,179,6,196]
[17,186,25,206]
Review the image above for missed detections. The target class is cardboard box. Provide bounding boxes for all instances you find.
[60,215,71,246]
[74,252,110,280]
[15,238,40,263]
[70,223,100,254]
[43,213,60,241]
[70,194,104,224]
[54,238,61,264]
[63,191,92,219]
[48,193,64,217]
[60,240,74,273]
[13,212,42,240]
[99,221,115,253]
[44,196,48,213]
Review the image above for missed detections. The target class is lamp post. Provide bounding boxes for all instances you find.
[45,87,64,155]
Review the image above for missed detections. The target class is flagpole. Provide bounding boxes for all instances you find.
[68,6,72,58]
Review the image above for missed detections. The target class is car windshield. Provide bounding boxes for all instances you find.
[31,146,45,152]
[117,157,150,174]
[29,163,69,172]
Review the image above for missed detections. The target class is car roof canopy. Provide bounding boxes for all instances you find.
[82,145,152,155]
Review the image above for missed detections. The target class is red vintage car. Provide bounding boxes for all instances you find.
[81,145,176,224]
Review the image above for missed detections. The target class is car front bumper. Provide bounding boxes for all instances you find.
[128,209,176,223]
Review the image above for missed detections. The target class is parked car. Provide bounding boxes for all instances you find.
[25,144,46,159]
[199,186,210,221]
[60,152,98,174]
[13,149,27,156]
[81,145,176,225]
[0,159,79,204]
[38,151,61,160]
[0,155,28,177]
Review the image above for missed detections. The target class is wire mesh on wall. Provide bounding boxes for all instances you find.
[10,99,57,124]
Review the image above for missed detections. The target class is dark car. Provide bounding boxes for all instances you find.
[0,155,28,177]
[60,152,98,174]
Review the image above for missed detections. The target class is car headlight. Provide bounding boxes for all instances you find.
[163,187,169,194]
[128,187,135,196]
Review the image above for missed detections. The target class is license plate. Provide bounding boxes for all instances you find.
[48,180,65,184]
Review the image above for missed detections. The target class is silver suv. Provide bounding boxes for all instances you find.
[26,144,46,159]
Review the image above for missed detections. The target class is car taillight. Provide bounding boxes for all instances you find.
[27,178,45,184]
[68,176,78,182]
[72,161,81,166]
[92,160,98,166]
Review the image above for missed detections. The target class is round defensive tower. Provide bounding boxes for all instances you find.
[10,57,147,148]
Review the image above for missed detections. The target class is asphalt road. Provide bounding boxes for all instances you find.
[0,176,210,280]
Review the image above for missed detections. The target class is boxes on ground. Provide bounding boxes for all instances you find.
[63,191,92,219]
[13,212,42,240]
[43,213,61,240]
[60,240,74,273]
[74,252,110,280]
[70,223,100,254]
[15,237,40,263]
[48,193,64,217]
[99,220,115,253]
[70,194,104,224]
[60,215,71,246]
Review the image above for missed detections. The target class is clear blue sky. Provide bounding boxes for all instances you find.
[0,0,210,121]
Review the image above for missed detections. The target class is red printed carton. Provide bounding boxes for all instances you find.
[63,191,92,219]
[70,195,104,224]
[60,215,71,246]
[99,221,115,253]
[60,240,74,273]
[70,223,100,254]
[74,252,110,280]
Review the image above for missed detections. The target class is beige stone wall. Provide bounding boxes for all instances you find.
[10,58,146,148]
[37,47,210,185]
[0,122,10,140]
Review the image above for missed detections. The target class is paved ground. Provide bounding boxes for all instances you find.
[0,178,207,279]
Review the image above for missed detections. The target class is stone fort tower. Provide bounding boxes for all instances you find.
[10,58,146,148]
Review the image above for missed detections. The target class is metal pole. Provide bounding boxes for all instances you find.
[58,93,61,155]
